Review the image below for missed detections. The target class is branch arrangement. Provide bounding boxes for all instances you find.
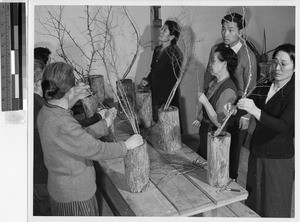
[37,6,149,134]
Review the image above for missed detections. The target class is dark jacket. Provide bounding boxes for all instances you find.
[249,74,295,159]
[146,44,183,108]
[34,93,48,184]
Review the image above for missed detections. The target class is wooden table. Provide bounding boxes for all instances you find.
[97,117,248,216]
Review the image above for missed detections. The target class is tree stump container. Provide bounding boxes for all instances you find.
[124,141,150,193]
[157,106,182,153]
[81,96,99,118]
[135,90,152,129]
[116,79,135,112]
[81,75,105,118]
[207,131,231,187]
[89,75,105,103]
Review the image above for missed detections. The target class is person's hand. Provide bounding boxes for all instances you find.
[74,82,90,100]
[192,119,201,127]
[105,107,117,119]
[125,134,144,150]
[104,107,117,127]
[239,117,250,130]
[237,98,257,115]
[140,78,149,87]
[68,82,90,108]
[237,98,262,122]
[97,108,108,119]
[223,102,237,116]
[197,92,208,104]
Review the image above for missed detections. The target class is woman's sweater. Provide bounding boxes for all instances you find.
[37,103,127,203]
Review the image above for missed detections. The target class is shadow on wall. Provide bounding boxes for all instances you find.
[178,25,205,135]
[134,25,153,86]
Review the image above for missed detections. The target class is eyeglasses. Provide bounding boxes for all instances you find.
[273,60,294,70]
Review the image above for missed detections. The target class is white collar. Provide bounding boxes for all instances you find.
[230,41,242,54]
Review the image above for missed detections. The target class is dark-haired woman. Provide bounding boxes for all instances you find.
[193,46,238,160]
[235,43,295,217]
[37,62,143,216]
[140,20,182,122]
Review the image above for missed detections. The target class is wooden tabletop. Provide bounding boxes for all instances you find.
[98,117,248,216]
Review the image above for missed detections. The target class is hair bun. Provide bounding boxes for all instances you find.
[42,79,60,100]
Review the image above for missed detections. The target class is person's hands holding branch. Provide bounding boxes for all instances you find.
[97,108,108,119]
[237,98,261,121]
[197,92,208,105]
[104,107,117,127]
[69,82,90,108]
[192,119,201,127]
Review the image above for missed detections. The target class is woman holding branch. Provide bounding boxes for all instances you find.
[37,62,143,216]
[140,20,182,122]
[229,43,295,217]
[193,45,238,160]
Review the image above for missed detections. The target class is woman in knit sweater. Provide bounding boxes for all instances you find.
[193,45,238,160]
[37,62,143,216]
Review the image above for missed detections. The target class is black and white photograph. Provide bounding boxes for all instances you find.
[0,0,298,221]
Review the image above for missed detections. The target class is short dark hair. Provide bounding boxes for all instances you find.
[221,13,246,30]
[215,45,238,76]
[42,62,75,101]
[165,20,181,45]
[34,47,51,65]
[272,43,295,68]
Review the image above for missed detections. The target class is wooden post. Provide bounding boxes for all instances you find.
[81,96,99,118]
[157,106,182,153]
[81,75,105,118]
[89,75,105,103]
[207,131,231,187]
[124,141,150,193]
[135,90,152,129]
[116,79,135,112]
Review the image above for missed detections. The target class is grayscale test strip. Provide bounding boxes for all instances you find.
[0,3,24,111]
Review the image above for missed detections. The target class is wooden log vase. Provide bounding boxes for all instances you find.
[81,75,105,118]
[124,141,150,193]
[157,106,182,153]
[81,95,99,118]
[135,90,152,129]
[207,131,231,187]
[89,75,105,103]
[116,79,135,112]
